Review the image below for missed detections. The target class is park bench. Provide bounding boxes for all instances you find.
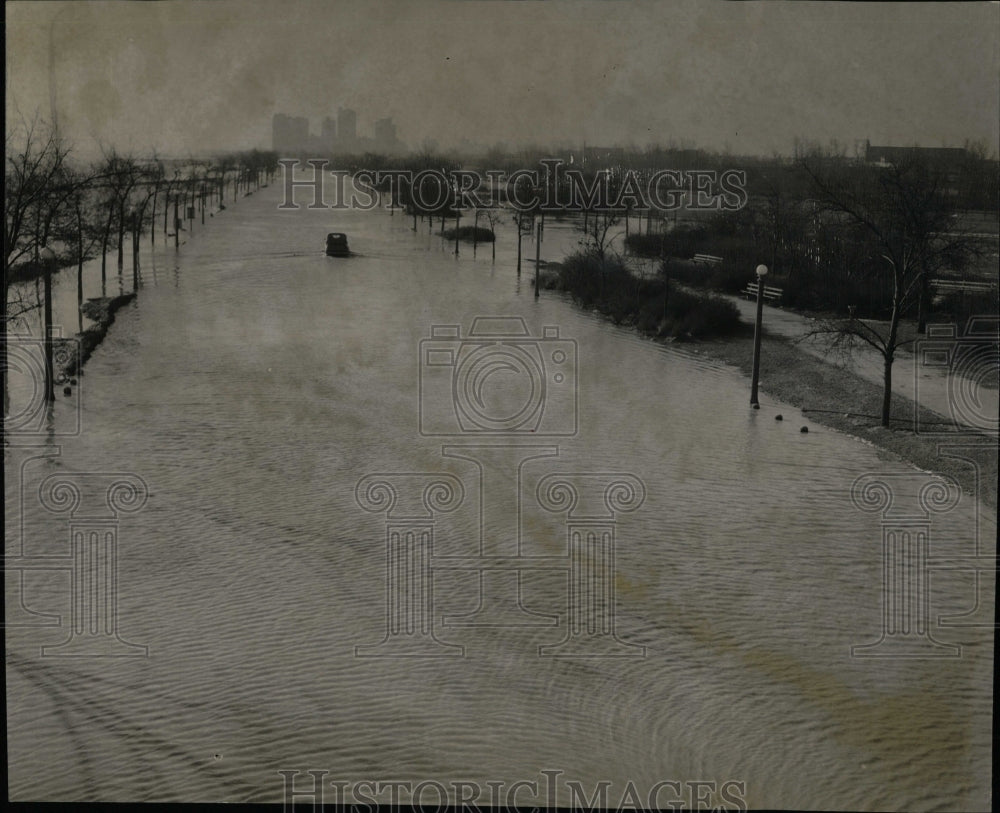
[742,281,783,304]
[692,253,723,266]
[930,279,997,294]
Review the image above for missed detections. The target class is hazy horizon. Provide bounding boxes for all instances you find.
[6,0,999,161]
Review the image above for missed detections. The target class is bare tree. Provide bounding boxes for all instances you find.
[54,169,105,334]
[5,117,82,409]
[801,152,978,427]
[512,210,533,274]
[581,208,622,262]
[93,149,143,290]
[128,164,163,289]
[481,206,502,261]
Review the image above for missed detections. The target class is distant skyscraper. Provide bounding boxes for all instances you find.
[321,116,337,150]
[374,117,398,152]
[272,113,310,155]
[272,113,292,153]
[337,107,357,147]
[291,117,309,150]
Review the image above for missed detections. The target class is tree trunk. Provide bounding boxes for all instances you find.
[917,267,930,334]
[132,211,140,290]
[150,187,158,246]
[881,352,893,427]
[76,203,85,335]
[2,287,8,419]
[117,199,127,274]
[42,249,54,402]
[881,287,902,428]
[101,200,115,288]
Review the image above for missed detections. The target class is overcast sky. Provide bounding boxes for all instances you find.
[6,0,999,159]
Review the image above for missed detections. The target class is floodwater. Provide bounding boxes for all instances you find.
[5,178,995,810]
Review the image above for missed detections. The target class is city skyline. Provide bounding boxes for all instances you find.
[6,1,998,161]
[272,108,403,155]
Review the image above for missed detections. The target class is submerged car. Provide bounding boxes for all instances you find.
[325,232,350,256]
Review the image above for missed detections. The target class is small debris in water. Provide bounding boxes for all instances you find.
[63,386,72,397]
[775,414,783,421]
[800,426,809,433]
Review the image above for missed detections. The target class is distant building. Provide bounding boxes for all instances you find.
[865,142,967,169]
[321,117,337,151]
[374,117,399,152]
[272,113,311,155]
[272,108,406,156]
[864,142,970,196]
[337,107,357,149]
[581,146,625,167]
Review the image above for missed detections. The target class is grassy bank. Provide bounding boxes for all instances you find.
[544,251,743,340]
[547,249,995,508]
[440,225,495,243]
[55,293,137,379]
[688,330,998,509]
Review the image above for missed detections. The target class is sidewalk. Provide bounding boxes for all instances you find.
[530,218,997,433]
[724,294,999,433]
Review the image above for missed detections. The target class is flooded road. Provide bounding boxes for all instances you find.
[5,180,995,810]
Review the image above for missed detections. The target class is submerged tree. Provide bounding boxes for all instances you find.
[5,118,81,409]
[801,152,978,427]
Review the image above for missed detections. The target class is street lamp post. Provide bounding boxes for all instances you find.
[750,263,768,408]
[534,221,542,299]
[40,246,58,403]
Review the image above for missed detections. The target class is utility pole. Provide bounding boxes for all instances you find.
[41,247,55,402]
[750,264,768,407]
[516,216,523,276]
[534,222,542,299]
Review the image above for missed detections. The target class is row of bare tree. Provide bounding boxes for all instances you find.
[4,117,280,414]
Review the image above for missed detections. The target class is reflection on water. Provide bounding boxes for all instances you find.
[5,181,994,809]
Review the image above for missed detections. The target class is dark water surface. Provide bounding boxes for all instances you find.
[5,181,994,810]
